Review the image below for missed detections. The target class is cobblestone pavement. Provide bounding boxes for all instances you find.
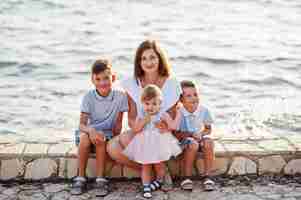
[0,176,301,200]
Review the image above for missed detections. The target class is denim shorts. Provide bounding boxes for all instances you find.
[180,137,203,152]
[74,130,113,146]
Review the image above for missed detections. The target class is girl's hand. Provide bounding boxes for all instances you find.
[155,120,169,134]
[144,114,151,124]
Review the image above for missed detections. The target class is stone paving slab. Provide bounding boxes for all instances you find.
[23,144,48,156]
[48,143,74,157]
[0,143,26,158]
[1,177,301,200]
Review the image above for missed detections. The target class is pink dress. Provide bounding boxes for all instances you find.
[123,113,181,164]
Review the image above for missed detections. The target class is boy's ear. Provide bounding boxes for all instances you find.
[112,73,116,82]
[180,94,183,101]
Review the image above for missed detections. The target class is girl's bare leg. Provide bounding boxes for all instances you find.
[142,164,153,184]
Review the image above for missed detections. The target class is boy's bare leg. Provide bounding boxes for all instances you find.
[107,134,141,171]
[202,138,214,176]
[154,162,165,181]
[95,142,107,177]
[78,133,92,177]
[183,140,199,176]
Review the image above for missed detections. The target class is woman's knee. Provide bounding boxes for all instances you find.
[119,130,134,147]
[107,136,123,160]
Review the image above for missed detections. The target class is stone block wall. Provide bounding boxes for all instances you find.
[1,134,301,180]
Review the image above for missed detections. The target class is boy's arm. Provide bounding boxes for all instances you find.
[201,124,212,136]
[79,112,105,144]
[79,112,91,134]
[112,112,124,136]
[192,124,212,141]
[173,130,194,141]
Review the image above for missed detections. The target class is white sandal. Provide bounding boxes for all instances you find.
[181,179,193,190]
[203,178,215,191]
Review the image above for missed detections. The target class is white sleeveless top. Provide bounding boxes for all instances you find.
[121,76,182,117]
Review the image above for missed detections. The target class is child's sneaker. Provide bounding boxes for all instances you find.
[70,176,87,195]
[95,177,109,197]
[180,178,193,190]
[203,177,215,191]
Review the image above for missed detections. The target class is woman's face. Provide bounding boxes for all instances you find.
[140,48,160,74]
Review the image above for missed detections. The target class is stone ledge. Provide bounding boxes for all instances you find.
[1,134,301,180]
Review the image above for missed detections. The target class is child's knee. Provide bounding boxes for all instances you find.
[187,139,199,152]
[79,133,91,149]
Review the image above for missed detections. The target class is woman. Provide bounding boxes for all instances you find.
[107,40,182,183]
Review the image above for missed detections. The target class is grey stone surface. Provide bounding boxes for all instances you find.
[259,155,286,174]
[18,190,47,200]
[284,159,301,175]
[0,143,26,158]
[24,144,48,156]
[0,159,22,180]
[43,183,67,193]
[228,157,257,175]
[196,157,229,175]
[58,158,77,178]
[1,179,301,200]
[2,187,20,196]
[25,158,57,179]
[51,191,70,200]
[47,143,74,157]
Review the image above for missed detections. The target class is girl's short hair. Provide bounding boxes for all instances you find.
[141,84,162,102]
[134,40,171,80]
[91,59,112,75]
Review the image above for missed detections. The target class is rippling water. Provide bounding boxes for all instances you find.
[1,0,301,143]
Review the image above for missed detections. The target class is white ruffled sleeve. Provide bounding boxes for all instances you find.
[160,76,182,114]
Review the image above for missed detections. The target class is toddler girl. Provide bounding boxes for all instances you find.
[123,84,181,198]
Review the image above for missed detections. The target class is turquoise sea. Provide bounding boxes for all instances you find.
[0,0,301,142]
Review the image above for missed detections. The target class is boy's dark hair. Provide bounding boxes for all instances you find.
[180,80,197,89]
[91,59,112,75]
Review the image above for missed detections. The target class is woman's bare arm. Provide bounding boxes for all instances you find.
[127,93,138,129]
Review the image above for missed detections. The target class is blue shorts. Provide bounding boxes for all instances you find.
[180,137,204,152]
[74,130,113,146]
